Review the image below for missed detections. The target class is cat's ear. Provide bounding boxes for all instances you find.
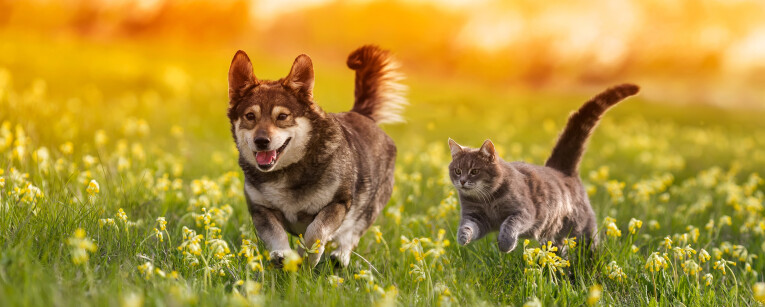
[284,54,314,99]
[228,50,257,102]
[479,139,495,160]
[448,138,464,157]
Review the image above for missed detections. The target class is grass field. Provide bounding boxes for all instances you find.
[1,34,765,306]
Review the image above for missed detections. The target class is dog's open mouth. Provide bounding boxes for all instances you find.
[255,138,291,170]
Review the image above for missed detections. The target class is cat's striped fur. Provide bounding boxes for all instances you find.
[448,84,639,253]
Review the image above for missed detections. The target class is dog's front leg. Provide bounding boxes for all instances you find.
[302,201,349,267]
[249,204,292,267]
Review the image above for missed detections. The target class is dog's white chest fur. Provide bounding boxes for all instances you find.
[244,178,339,224]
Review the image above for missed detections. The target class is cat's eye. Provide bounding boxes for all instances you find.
[470,169,479,175]
[245,112,256,120]
[454,169,462,175]
[277,113,289,121]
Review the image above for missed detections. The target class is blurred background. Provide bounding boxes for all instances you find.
[2,0,765,108]
[1,0,765,179]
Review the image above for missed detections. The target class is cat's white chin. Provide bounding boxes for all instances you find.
[457,186,479,193]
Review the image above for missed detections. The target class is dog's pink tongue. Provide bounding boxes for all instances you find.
[256,150,277,165]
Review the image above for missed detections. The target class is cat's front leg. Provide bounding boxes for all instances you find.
[457,216,488,246]
[457,223,476,246]
[498,211,534,253]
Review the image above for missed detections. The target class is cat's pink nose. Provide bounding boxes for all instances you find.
[460,179,466,185]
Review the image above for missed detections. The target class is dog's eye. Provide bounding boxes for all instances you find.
[245,112,255,120]
[470,169,479,175]
[277,113,289,121]
[454,168,461,175]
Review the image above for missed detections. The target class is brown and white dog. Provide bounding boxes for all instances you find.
[227,46,406,267]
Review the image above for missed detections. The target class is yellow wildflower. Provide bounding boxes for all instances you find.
[86,179,100,196]
[137,262,154,280]
[628,218,643,234]
[327,275,344,288]
[587,284,602,306]
[59,141,73,155]
[99,218,116,229]
[117,208,128,223]
[713,258,735,275]
[754,282,765,304]
[153,228,163,242]
[605,180,625,204]
[606,261,626,282]
[588,166,609,183]
[156,217,167,231]
[67,228,97,265]
[660,236,672,250]
[94,130,108,146]
[282,250,302,273]
[563,237,576,250]
[604,217,621,238]
[719,215,732,227]
[648,220,660,231]
[698,248,711,263]
[645,252,668,272]
[705,219,715,233]
[703,274,713,286]
[370,226,383,243]
[681,260,701,276]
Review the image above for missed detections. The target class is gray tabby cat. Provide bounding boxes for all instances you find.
[448,84,639,253]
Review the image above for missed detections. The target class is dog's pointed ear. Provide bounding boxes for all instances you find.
[448,138,464,157]
[479,139,495,160]
[284,54,314,99]
[228,50,257,103]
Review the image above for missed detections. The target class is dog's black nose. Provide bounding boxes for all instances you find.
[254,137,270,149]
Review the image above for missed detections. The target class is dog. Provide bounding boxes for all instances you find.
[227,45,406,267]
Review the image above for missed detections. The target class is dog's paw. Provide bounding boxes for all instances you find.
[268,249,291,268]
[497,234,518,253]
[307,251,324,268]
[457,226,473,246]
[329,249,351,268]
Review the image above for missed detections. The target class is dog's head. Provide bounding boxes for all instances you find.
[227,50,322,172]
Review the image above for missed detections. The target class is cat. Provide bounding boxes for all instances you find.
[448,84,639,253]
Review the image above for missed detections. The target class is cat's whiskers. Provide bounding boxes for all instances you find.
[474,185,493,206]
[480,185,496,204]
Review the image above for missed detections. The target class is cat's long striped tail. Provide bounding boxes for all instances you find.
[545,84,640,176]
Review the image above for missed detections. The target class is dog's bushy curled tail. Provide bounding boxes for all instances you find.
[545,84,640,176]
[347,45,408,124]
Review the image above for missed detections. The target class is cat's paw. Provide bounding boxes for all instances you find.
[457,226,473,246]
[498,234,518,253]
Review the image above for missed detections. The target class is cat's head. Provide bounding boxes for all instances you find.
[447,138,501,194]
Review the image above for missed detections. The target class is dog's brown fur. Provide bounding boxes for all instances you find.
[228,45,406,267]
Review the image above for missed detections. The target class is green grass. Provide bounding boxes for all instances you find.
[1,34,765,306]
